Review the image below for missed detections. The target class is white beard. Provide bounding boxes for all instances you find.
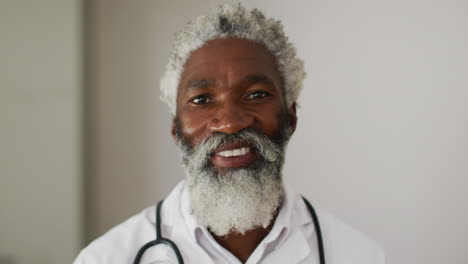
[176,127,291,236]
[187,166,283,236]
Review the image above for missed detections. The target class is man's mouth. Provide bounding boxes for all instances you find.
[211,142,256,169]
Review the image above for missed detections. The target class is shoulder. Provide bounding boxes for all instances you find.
[286,184,385,264]
[73,206,156,264]
[317,210,385,264]
[74,181,186,264]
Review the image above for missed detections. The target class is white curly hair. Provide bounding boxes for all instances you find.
[160,3,306,115]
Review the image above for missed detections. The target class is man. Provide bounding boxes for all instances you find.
[75,3,384,264]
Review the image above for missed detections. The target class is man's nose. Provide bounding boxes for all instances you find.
[208,101,254,134]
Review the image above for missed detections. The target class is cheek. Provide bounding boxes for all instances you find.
[255,106,283,136]
[177,110,211,144]
[176,100,286,143]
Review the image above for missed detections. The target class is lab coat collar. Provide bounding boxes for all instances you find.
[178,180,314,255]
[145,180,315,263]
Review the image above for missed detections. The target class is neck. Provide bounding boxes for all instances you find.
[210,210,280,263]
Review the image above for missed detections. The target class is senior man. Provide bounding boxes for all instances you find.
[75,3,384,264]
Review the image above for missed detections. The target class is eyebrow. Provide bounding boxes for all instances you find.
[243,74,276,87]
[185,79,217,91]
[185,74,277,92]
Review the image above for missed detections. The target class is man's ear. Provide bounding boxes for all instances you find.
[171,118,177,142]
[288,102,298,133]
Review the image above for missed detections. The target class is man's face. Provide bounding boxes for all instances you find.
[173,37,296,169]
[171,37,297,236]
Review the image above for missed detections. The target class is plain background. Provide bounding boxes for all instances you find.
[2,0,468,263]
[1,0,82,264]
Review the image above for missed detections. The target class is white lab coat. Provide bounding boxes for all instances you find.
[74,181,385,264]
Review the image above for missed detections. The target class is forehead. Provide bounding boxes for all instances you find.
[178,38,283,91]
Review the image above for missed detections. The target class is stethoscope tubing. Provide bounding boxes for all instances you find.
[302,196,326,264]
[133,200,184,264]
[134,197,325,264]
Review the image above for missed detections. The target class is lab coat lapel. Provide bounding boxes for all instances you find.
[262,228,313,264]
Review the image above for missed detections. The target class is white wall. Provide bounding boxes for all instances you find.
[0,1,83,263]
[86,1,468,263]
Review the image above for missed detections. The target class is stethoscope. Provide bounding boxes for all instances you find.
[134,197,325,264]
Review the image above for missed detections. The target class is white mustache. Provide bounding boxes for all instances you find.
[185,129,283,169]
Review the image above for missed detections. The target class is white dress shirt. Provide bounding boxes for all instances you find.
[74,181,385,264]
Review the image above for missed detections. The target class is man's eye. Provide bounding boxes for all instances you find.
[190,95,212,105]
[246,91,270,100]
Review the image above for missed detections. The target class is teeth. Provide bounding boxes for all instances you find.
[240,147,249,155]
[217,147,249,157]
[222,150,233,157]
